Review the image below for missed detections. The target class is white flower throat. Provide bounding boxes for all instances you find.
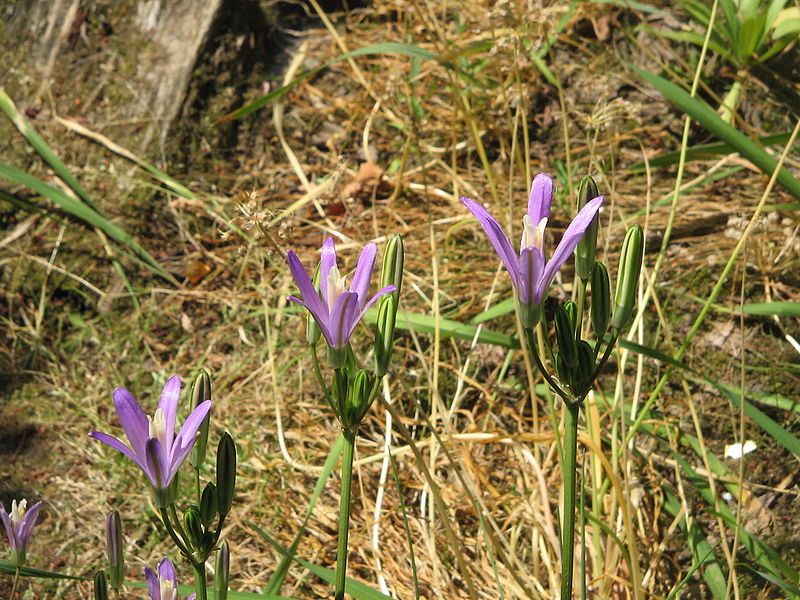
[521,214,548,252]
[148,409,167,444]
[159,576,177,600]
[326,265,347,306]
[10,499,27,526]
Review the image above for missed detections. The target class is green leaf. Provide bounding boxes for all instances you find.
[0,89,100,213]
[0,559,86,580]
[630,64,800,199]
[252,525,393,600]
[0,161,175,283]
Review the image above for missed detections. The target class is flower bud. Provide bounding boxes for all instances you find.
[94,570,109,600]
[200,482,218,527]
[214,540,230,600]
[215,433,237,518]
[343,369,376,433]
[105,510,124,591]
[575,176,600,281]
[574,340,596,392]
[374,295,398,378]
[184,505,205,551]
[562,300,578,332]
[555,304,578,368]
[307,265,322,346]
[380,234,404,297]
[591,261,611,338]
[189,369,212,469]
[555,353,571,386]
[611,225,644,332]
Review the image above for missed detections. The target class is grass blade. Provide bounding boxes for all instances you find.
[0,161,175,283]
[630,64,800,199]
[0,560,85,580]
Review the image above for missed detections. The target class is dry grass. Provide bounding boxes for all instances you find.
[1,0,800,598]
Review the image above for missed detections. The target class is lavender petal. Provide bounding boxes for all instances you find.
[527,173,554,224]
[461,197,520,289]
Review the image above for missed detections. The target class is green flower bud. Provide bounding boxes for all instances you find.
[200,482,218,527]
[611,225,644,332]
[105,510,124,591]
[343,369,376,433]
[575,176,600,281]
[374,295,398,378]
[307,265,322,346]
[94,571,109,600]
[555,304,578,368]
[555,352,571,386]
[214,540,230,600]
[189,369,212,469]
[184,505,205,551]
[574,340,596,392]
[215,433,237,518]
[380,234,404,297]
[590,261,611,339]
[562,300,578,332]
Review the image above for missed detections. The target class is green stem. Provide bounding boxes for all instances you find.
[334,431,356,600]
[575,278,587,339]
[195,467,202,504]
[11,566,20,600]
[561,402,581,600]
[193,563,209,600]
[160,507,193,558]
[524,327,571,400]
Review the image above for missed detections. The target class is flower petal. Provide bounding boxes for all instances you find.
[112,387,150,458]
[328,291,360,348]
[461,197,520,289]
[527,173,554,224]
[144,566,159,600]
[288,296,333,345]
[349,242,377,310]
[287,251,328,320]
[90,431,148,472]
[16,501,42,550]
[157,376,182,450]
[318,237,337,307]
[0,504,16,551]
[157,557,177,588]
[518,247,545,304]
[346,285,395,342]
[540,195,604,294]
[171,400,213,471]
[145,439,170,489]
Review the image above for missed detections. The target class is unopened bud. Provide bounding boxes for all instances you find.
[184,505,205,551]
[190,369,212,469]
[200,482,218,527]
[574,340,596,392]
[380,234,404,297]
[343,370,376,433]
[374,295,398,377]
[575,176,600,281]
[591,261,611,338]
[215,433,237,518]
[555,305,578,368]
[562,300,578,332]
[214,540,230,600]
[611,225,644,331]
[94,571,109,600]
[105,510,124,591]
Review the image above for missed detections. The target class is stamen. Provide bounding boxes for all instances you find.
[148,409,167,442]
[10,499,27,525]
[326,265,347,307]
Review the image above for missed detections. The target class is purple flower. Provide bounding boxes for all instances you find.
[461,173,603,325]
[144,557,195,600]
[0,498,42,565]
[90,376,212,493]
[287,238,395,350]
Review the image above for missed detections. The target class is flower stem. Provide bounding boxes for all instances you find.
[193,562,209,600]
[160,507,192,558]
[575,277,587,339]
[524,327,571,400]
[334,431,356,600]
[10,566,20,600]
[561,402,580,600]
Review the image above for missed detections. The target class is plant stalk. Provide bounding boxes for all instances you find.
[334,431,356,600]
[193,563,209,600]
[561,402,580,600]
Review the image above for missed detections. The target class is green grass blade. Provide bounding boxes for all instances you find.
[252,524,393,600]
[0,161,175,283]
[0,560,86,580]
[630,64,800,199]
[0,88,100,213]
[263,434,344,595]
[363,308,519,348]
